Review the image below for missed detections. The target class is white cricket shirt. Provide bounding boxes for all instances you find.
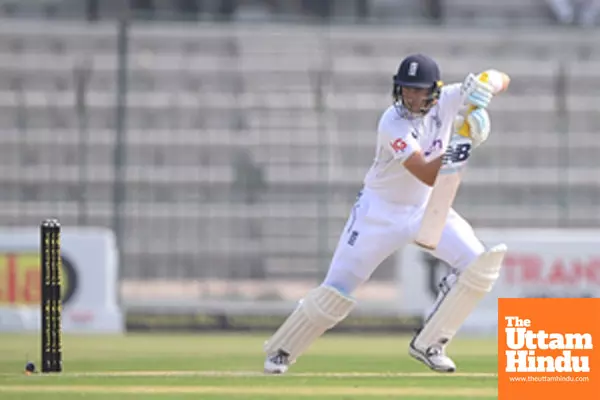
[362,84,467,206]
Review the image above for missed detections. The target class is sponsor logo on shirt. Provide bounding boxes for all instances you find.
[390,138,408,153]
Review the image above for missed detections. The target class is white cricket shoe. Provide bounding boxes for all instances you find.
[264,350,290,374]
[409,339,456,373]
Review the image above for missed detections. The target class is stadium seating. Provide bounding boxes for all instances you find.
[0,16,598,282]
[0,0,560,27]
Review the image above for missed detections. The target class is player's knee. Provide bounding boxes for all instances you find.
[322,268,366,297]
[453,246,485,272]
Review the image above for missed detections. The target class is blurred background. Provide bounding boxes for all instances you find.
[0,0,599,335]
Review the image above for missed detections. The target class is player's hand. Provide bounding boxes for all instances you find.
[443,133,472,168]
[453,108,490,148]
[461,73,494,109]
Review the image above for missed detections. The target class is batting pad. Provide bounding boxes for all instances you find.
[263,285,356,362]
[413,244,507,349]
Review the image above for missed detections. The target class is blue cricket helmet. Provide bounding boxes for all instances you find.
[392,54,443,114]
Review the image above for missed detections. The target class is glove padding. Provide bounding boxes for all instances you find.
[453,108,490,148]
[461,73,494,109]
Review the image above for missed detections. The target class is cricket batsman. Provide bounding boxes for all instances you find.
[263,54,510,374]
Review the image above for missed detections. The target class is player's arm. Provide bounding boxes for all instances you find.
[384,125,441,187]
[402,108,492,187]
[404,152,443,187]
[384,123,445,187]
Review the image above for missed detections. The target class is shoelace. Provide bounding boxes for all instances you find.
[426,345,443,357]
[270,353,289,365]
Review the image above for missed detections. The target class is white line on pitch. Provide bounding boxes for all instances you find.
[3,370,497,378]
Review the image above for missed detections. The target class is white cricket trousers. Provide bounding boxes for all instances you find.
[322,188,485,296]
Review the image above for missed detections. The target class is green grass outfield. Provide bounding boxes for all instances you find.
[0,333,499,399]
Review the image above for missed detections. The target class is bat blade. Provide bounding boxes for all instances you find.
[414,165,464,250]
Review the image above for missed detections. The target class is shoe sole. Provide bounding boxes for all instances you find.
[264,369,286,374]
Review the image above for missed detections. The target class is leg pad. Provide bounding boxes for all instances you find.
[413,244,506,349]
[263,285,356,362]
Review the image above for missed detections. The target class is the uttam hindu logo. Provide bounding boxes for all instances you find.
[0,252,77,305]
[498,298,600,400]
[505,316,592,373]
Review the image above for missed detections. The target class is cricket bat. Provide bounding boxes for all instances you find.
[414,70,510,250]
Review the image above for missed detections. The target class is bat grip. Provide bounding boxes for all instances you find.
[457,105,476,138]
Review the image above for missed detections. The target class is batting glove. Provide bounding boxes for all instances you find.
[453,108,491,148]
[443,133,473,169]
[461,73,494,109]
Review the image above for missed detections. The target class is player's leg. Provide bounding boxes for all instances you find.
[408,209,506,372]
[423,210,486,322]
[263,191,409,374]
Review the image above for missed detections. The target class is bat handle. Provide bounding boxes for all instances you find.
[457,105,476,138]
